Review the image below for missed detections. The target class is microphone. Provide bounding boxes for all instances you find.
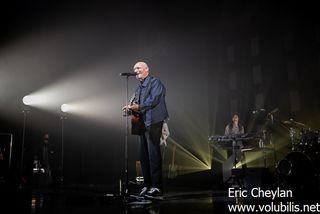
[119,72,137,77]
[252,109,266,114]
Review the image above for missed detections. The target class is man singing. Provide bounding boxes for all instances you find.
[123,61,169,199]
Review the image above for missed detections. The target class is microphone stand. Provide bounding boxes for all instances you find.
[0,133,13,183]
[104,74,134,203]
[124,75,129,197]
[103,73,154,205]
[60,114,67,186]
[19,107,29,189]
[268,112,277,164]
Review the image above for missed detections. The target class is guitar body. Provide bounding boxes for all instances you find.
[130,111,145,135]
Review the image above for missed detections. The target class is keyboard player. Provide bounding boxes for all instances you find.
[224,114,247,168]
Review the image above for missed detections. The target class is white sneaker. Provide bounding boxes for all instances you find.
[145,187,163,200]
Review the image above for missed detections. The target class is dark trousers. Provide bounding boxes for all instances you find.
[139,121,163,189]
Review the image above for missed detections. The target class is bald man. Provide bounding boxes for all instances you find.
[123,62,169,199]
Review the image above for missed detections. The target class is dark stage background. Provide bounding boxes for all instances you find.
[0,0,319,189]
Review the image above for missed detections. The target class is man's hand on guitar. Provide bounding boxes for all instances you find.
[130,103,139,111]
[122,104,140,112]
[122,105,131,112]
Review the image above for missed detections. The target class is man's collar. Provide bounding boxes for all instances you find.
[140,75,151,87]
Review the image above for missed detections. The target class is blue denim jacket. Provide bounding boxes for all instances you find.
[133,75,169,127]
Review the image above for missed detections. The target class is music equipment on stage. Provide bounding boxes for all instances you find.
[209,133,257,186]
[277,149,319,177]
[209,132,273,187]
[298,129,319,150]
[32,134,54,187]
[208,133,261,151]
[282,119,310,150]
[283,118,308,129]
[282,117,319,151]
[0,133,13,182]
[276,129,320,191]
[135,161,144,184]
[276,149,320,191]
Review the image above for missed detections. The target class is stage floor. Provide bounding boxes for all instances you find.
[2,182,320,214]
[2,168,319,214]
[2,184,225,214]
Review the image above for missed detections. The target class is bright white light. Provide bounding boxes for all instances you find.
[56,96,121,126]
[23,96,32,105]
[22,95,50,106]
[61,104,70,112]
[23,95,43,105]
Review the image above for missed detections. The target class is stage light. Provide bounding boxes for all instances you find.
[166,137,211,176]
[18,63,124,127]
[61,104,70,113]
[22,95,50,106]
[22,95,33,105]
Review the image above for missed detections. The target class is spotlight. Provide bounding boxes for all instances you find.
[61,104,70,113]
[22,95,45,106]
[22,96,32,105]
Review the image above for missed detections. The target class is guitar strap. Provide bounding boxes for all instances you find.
[129,92,136,104]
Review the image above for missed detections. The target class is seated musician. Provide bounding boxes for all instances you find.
[224,114,247,168]
[225,114,244,136]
